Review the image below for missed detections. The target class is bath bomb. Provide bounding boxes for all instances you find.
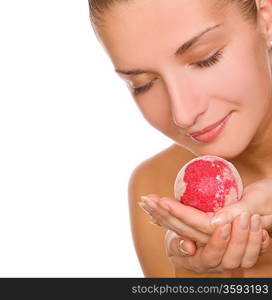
[174,155,243,212]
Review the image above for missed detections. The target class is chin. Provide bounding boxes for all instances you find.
[174,132,252,160]
[197,139,251,160]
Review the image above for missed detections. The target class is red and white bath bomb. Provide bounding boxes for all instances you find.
[174,155,243,212]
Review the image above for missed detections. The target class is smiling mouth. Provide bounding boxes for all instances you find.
[187,112,233,143]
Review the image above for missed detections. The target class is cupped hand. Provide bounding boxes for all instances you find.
[165,214,271,273]
[139,178,272,243]
[139,194,213,244]
[208,178,272,232]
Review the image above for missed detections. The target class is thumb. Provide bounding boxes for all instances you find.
[210,200,250,228]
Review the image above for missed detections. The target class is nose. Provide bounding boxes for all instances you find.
[166,76,207,129]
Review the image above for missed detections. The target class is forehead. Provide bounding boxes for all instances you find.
[97,0,234,66]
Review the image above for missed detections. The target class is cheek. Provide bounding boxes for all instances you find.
[135,44,272,138]
[211,46,271,114]
[136,90,175,132]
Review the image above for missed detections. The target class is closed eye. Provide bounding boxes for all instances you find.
[193,48,223,68]
[132,80,156,96]
[132,48,224,96]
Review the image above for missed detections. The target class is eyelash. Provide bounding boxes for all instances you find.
[132,49,224,96]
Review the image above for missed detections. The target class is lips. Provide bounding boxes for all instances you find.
[190,113,230,137]
[187,112,232,143]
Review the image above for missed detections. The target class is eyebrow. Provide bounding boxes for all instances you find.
[115,23,223,76]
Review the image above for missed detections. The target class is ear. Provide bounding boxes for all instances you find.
[256,0,272,46]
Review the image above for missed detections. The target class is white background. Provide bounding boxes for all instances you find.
[0,0,171,276]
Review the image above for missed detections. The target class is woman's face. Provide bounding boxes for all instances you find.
[96,0,272,159]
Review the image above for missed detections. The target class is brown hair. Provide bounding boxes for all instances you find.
[88,0,258,27]
[88,0,128,26]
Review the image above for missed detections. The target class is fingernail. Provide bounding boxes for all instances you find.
[140,196,150,203]
[140,196,157,210]
[211,213,231,227]
[239,211,250,230]
[220,223,231,240]
[179,240,190,255]
[251,214,261,232]
[138,202,152,214]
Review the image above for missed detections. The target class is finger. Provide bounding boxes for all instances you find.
[210,201,249,228]
[198,223,232,270]
[212,179,272,229]
[150,212,210,244]
[142,197,211,244]
[210,179,272,228]
[149,218,162,227]
[141,195,219,244]
[168,224,231,273]
[141,194,215,236]
[220,212,250,270]
[210,190,263,228]
[157,197,213,234]
[260,230,271,255]
[240,214,262,268]
[141,195,212,235]
[139,195,171,221]
[139,194,161,214]
[165,230,196,257]
[260,215,272,233]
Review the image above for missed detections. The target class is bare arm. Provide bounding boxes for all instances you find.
[128,163,174,277]
[128,160,209,277]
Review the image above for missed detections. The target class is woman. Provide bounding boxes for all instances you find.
[88,0,272,277]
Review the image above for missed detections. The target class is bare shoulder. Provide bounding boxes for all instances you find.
[128,144,196,277]
[128,143,196,196]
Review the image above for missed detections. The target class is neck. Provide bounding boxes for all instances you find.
[231,119,272,178]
